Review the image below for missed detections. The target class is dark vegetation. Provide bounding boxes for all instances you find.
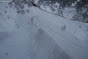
[8,0,88,23]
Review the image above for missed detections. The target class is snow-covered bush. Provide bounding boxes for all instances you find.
[8,0,88,23]
[8,0,33,14]
[75,0,88,23]
[16,9,25,14]
[71,13,83,22]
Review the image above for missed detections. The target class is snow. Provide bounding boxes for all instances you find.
[0,2,88,59]
[63,7,76,19]
[40,5,52,13]
[72,3,75,7]
[34,0,40,5]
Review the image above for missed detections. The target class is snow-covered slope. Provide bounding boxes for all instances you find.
[0,2,88,59]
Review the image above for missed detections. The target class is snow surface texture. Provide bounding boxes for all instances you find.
[0,2,88,59]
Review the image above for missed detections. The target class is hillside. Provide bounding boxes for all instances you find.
[0,1,88,59]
